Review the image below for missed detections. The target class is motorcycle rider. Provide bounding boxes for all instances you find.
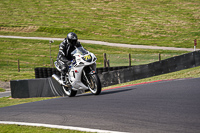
[56,32,82,85]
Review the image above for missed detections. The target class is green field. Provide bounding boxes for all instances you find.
[0,96,58,108]
[0,0,199,48]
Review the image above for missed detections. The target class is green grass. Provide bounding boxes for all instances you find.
[0,124,93,133]
[0,0,199,48]
[0,38,187,81]
[0,88,5,92]
[0,96,58,108]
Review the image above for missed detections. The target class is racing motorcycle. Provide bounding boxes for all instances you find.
[52,47,101,97]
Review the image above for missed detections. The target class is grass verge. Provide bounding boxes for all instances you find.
[0,97,58,108]
[0,124,93,133]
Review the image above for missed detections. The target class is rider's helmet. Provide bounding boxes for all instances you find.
[66,32,78,46]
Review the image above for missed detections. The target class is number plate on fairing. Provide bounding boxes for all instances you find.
[82,55,92,62]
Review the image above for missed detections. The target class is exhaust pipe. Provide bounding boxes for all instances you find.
[52,74,64,85]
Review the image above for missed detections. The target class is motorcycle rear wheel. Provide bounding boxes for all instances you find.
[62,86,77,97]
[88,73,101,95]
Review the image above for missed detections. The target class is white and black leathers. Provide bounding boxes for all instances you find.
[56,39,82,74]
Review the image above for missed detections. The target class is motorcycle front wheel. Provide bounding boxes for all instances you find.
[62,86,77,97]
[88,73,102,95]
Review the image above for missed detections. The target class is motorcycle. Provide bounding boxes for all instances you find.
[52,47,101,97]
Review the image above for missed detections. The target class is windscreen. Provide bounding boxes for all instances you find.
[71,47,88,56]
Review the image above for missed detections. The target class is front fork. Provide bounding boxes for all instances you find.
[82,66,96,87]
[83,70,90,86]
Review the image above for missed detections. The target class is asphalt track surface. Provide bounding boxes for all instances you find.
[0,78,200,133]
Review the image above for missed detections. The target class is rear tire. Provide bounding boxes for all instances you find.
[62,86,77,97]
[88,73,101,95]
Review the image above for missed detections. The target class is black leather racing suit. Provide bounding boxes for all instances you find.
[56,39,82,75]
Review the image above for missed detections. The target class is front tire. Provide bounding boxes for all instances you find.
[88,73,101,95]
[62,86,77,97]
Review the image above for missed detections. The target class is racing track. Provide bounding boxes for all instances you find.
[0,78,200,133]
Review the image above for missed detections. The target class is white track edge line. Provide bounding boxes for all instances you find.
[0,121,128,133]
